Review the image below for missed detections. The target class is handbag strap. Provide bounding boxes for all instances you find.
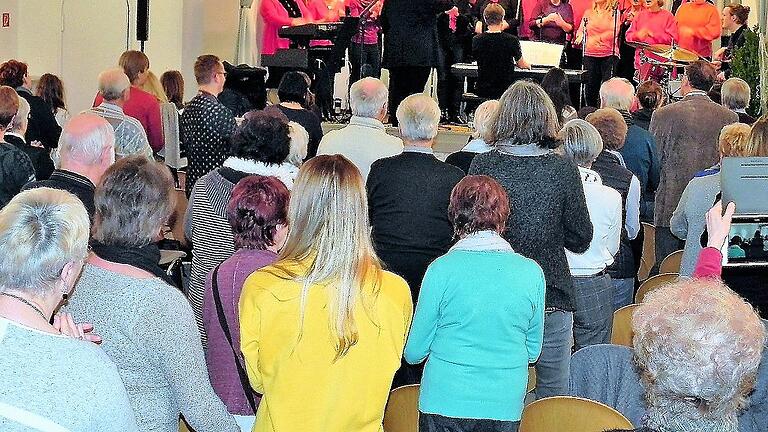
[211,265,259,413]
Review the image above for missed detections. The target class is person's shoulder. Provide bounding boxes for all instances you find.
[130,86,159,104]
[376,270,412,306]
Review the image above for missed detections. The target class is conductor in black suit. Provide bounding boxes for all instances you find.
[381,0,454,126]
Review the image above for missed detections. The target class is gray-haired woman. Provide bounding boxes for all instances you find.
[610,277,765,432]
[561,119,622,351]
[67,156,239,432]
[468,80,593,398]
[0,188,138,431]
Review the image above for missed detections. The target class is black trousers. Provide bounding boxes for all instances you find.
[420,413,520,432]
[437,34,465,119]
[349,42,382,85]
[388,66,432,125]
[583,55,618,108]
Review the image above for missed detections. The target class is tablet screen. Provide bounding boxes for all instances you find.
[725,219,768,265]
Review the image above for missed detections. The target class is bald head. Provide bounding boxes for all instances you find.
[349,77,388,119]
[56,113,115,168]
[98,68,131,102]
[600,78,636,111]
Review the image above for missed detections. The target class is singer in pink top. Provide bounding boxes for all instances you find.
[260,0,314,56]
[626,0,678,78]
[575,0,621,107]
[674,0,720,58]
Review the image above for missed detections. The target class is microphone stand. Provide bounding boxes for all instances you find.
[611,2,619,77]
[581,17,588,108]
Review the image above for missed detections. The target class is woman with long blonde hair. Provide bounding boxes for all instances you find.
[239,154,413,432]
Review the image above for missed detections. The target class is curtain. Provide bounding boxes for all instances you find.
[236,0,263,66]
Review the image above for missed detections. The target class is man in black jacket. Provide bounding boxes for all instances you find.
[381,0,454,125]
[5,96,54,181]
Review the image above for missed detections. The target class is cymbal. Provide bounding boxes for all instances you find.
[626,41,652,50]
[644,43,700,63]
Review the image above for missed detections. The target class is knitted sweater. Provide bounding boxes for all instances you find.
[469,148,593,310]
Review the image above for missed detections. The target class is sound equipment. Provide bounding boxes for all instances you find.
[137,0,150,50]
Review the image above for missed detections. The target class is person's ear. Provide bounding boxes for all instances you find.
[59,260,84,293]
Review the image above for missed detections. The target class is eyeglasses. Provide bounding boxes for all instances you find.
[216,71,227,77]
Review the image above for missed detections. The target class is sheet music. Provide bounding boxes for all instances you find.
[519,41,564,68]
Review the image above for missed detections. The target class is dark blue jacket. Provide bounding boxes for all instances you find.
[619,115,660,222]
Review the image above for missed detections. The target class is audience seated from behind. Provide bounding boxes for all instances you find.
[609,276,764,432]
[469,81,593,399]
[160,70,185,111]
[600,78,659,223]
[541,68,577,124]
[586,108,641,310]
[94,51,164,153]
[367,93,464,303]
[445,99,499,174]
[5,95,54,180]
[239,155,412,431]
[631,80,664,131]
[180,54,237,196]
[23,114,116,221]
[203,175,289,431]
[405,175,545,432]
[0,59,62,149]
[472,3,530,99]
[670,123,753,277]
[88,68,153,160]
[36,73,71,127]
[560,119,622,350]
[0,188,139,431]
[266,71,323,159]
[286,121,309,166]
[317,77,403,179]
[185,112,295,347]
[140,70,170,104]
[721,78,756,125]
[0,86,35,208]
[650,60,738,271]
[67,157,239,432]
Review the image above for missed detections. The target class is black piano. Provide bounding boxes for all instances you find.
[278,22,345,48]
[451,63,586,84]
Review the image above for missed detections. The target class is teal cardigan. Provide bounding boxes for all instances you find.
[404,249,545,421]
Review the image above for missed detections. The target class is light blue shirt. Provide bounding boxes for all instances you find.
[404,245,545,421]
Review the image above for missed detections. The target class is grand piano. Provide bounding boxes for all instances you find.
[451,63,586,84]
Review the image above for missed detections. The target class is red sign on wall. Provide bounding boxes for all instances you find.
[2,13,9,28]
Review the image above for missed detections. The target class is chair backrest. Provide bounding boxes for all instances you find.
[519,396,634,432]
[611,304,640,348]
[179,418,191,432]
[527,366,537,394]
[383,384,419,432]
[659,250,684,274]
[635,273,678,303]
[161,102,183,169]
[638,222,656,281]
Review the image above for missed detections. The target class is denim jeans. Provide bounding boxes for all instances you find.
[612,277,636,311]
[419,412,519,432]
[534,310,574,399]
[572,273,613,352]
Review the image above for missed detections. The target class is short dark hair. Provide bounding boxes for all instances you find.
[36,73,66,111]
[449,175,510,237]
[118,50,150,84]
[194,55,221,85]
[0,60,28,88]
[483,3,505,25]
[727,3,750,24]
[230,111,291,164]
[160,70,185,109]
[541,68,572,124]
[0,86,19,127]
[277,71,309,104]
[636,80,664,110]
[227,175,290,250]
[685,60,717,92]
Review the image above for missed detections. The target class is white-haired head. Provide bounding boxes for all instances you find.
[287,121,309,167]
[350,77,388,120]
[98,68,131,102]
[396,93,440,144]
[9,94,30,134]
[53,113,115,177]
[600,78,636,112]
[472,100,499,140]
[560,119,604,168]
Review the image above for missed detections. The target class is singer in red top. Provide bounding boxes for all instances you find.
[528,0,575,45]
[575,0,621,107]
[674,0,720,58]
[625,0,678,80]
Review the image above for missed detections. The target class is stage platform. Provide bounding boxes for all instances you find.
[321,122,472,160]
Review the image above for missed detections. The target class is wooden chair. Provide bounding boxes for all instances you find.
[635,273,678,303]
[610,304,640,348]
[179,418,192,432]
[638,222,656,281]
[527,366,537,393]
[519,396,634,432]
[383,384,420,432]
[659,250,684,274]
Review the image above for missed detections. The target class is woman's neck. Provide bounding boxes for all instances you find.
[0,291,58,334]
[281,101,303,109]
[88,252,156,279]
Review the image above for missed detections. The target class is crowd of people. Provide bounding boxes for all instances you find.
[0,1,767,430]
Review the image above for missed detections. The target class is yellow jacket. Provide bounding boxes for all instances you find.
[239,260,413,432]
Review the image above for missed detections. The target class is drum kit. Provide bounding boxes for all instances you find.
[627,40,702,100]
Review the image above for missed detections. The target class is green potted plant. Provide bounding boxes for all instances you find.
[730,26,762,117]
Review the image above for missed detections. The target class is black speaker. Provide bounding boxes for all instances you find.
[137,0,150,42]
